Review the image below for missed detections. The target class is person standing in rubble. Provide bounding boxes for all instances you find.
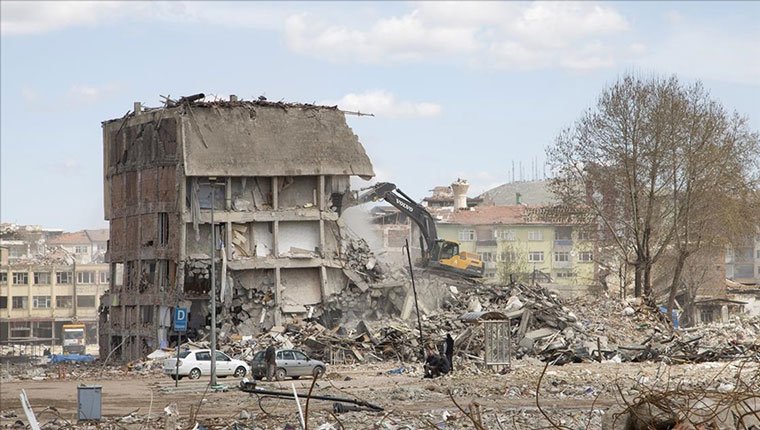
[443,333,455,372]
[265,343,277,382]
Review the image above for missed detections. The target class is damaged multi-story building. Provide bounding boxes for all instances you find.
[100,97,375,360]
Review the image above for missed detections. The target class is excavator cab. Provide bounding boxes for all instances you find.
[430,240,485,278]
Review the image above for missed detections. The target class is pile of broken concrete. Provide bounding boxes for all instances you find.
[214,281,760,368]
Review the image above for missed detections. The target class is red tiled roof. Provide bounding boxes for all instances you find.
[47,231,90,245]
[436,205,527,225]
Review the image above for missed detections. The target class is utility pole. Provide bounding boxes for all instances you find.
[210,177,218,386]
[404,239,425,361]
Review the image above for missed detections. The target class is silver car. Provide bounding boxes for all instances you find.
[163,349,250,380]
[251,349,326,381]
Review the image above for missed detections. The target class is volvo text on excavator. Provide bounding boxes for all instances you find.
[357,182,485,278]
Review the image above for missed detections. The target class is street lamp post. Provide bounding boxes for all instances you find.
[209,177,219,386]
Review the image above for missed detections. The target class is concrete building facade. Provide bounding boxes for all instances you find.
[0,261,109,349]
[434,205,597,290]
[100,98,374,360]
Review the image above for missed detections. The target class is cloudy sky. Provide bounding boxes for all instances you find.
[1,1,758,230]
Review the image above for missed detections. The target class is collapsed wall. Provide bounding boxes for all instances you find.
[100,97,381,361]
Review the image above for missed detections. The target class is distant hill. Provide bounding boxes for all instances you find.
[478,180,556,206]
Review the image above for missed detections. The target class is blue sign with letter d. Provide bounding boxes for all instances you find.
[174,307,188,332]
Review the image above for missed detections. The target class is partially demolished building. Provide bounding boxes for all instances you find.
[100,97,374,360]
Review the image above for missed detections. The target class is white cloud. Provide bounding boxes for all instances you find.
[322,90,442,119]
[1,1,123,35]
[0,1,288,35]
[285,2,630,70]
[20,83,121,111]
[67,83,121,105]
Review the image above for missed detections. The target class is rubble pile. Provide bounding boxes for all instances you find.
[213,279,760,368]
[341,238,385,282]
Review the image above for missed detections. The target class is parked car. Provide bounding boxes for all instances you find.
[251,349,326,381]
[163,349,250,380]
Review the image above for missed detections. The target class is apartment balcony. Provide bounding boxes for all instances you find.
[553,260,574,269]
[554,239,573,247]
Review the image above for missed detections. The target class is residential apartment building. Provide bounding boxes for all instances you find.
[47,229,109,264]
[434,205,596,289]
[725,234,760,283]
[100,97,374,361]
[0,260,109,347]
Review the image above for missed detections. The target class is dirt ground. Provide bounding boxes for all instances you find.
[2,359,756,429]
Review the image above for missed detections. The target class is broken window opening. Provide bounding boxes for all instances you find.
[158,212,169,246]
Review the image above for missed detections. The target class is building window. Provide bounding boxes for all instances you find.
[578,229,593,240]
[9,322,31,338]
[0,272,7,283]
[34,272,51,284]
[496,229,516,241]
[528,251,544,262]
[700,308,715,324]
[158,212,169,246]
[33,296,51,308]
[77,271,96,284]
[33,321,53,339]
[554,251,570,262]
[757,250,760,259]
[0,296,7,308]
[12,296,28,309]
[99,271,110,284]
[75,245,88,254]
[479,252,495,262]
[500,251,518,262]
[56,296,73,308]
[157,260,170,290]
[555,271,574,278]
[77,295,96,308]
[528,231,543,241]
[12,272,29,285]
[579,252,594,262]
[458,229,476,242]
[56,272,72,284]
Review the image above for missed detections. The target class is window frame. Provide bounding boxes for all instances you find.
[33,272,51,284]
[56,271,73,284]
[12,296,28,309]
[76,295,97,308]
[528,251,544,263]
[458,229,476,242]
[12,272,29,285]
[554,251,570,262]
[32,296,51,309]
[56,296,73,308]
[527,231,543,241]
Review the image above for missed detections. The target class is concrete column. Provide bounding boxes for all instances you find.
[225,177,232,211]
[26,267,33,319]
[318,176,325,211]
[50,266,57,318]
[274,267,282,326]
[272,177,279,210]
[273,221,279,257]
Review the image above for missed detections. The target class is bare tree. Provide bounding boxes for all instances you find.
[497,243,530,284]
[548,74,759,304]
[662,82,760,321]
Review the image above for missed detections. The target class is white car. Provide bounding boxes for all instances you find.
[163,349,250,380]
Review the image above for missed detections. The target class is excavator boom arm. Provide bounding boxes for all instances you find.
[357,182,439,255]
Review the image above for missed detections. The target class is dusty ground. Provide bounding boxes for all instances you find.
[2,359,757,429]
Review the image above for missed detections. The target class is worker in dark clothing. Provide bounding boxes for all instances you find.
[424,347,451,378]
[443,333,455,372]
[264,344,277,382]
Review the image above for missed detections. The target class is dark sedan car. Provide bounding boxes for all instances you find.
[251,349,326,381]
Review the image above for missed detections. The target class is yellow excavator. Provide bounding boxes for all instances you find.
[357,182,484,278]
